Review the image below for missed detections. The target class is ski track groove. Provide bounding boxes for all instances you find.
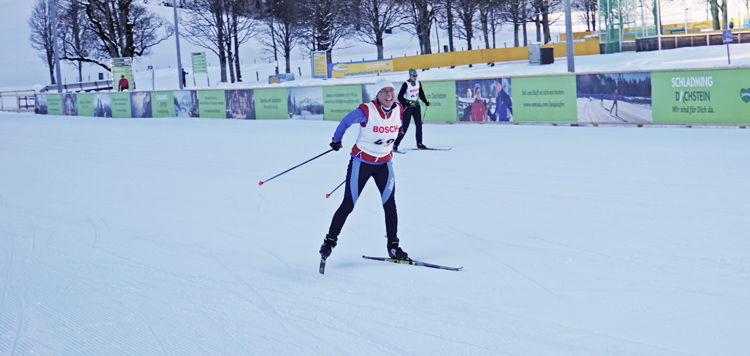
[1,236,15,310]
[8,300,23,356]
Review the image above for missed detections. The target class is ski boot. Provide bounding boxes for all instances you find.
[319,234,338,258]
[417,143,427,149]
[387,237,409,260]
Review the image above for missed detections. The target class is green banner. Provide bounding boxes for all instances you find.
[197,90,226,118]
[111,92,132,118]
[652,69,750,124]
[513,75,577,122]
[323,85,361,121]
[424,80,456,122]
[47,94,62,115]
[152,92,175,117]
[254,88,288,120]
[77,93,94,117]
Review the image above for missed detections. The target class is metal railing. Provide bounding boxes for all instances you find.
[39,79,113,93]
[0,90,36,112]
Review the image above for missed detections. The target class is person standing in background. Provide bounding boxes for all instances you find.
[118,75,129,91]
[394,68,430,151]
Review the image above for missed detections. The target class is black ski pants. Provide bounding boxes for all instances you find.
[328,157,397,240]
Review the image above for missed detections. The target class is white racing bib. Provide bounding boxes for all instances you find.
[354,101,402,158]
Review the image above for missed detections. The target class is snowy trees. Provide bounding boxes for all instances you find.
[29,0,174,83]
[29,0,60,84]
[299,0,356,64]
[353,0,403,59]
[181,0,258,83]
[400,0,437,54]
[705,0,728,30]
[58,0,98,82]
[572,0,596,32]
[81,0,174,70]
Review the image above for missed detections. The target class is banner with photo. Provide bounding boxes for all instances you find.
[254,88,287,120]
[131,92,153,118]
[576,72,652,123]
[455,79,509,122]
[62,94,78,116]
[173,91,200,117]
[288,86,324,120]
[323,85,361,121]
[652,68,750,124]
[225,89,255,119]
[92,93,112,117]
[35,94,48,114]
[30,67,748,124]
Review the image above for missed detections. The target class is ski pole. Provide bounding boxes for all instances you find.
[259,149,334,186]
[325,180,346,199]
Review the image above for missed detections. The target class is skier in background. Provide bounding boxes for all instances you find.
[320,77,409,261]
[609,89,619,117]
[394,68,430,151]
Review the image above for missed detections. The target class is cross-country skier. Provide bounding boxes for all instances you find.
[320,77,409,261]
[394,68,430,151]
[609,89,619,117]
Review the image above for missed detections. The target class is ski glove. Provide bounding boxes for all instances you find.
[425,100,430,106]
[330,140,342,151]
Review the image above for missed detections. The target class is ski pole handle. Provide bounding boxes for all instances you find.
[259,149,334,186]
[325,180,346,198]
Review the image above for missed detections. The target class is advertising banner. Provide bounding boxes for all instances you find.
[455,79,511,122]
[92,93,112,117]
[576,72,652,123]
[311,51,328,79]
[652,68,750,123]
[254,88,288,119]
[174,91,199,117]
[513,75,577,122]
[422,80,456,122]
[329,59,393,78]
[47,94,62,115]
[323,85,361,121]
[111,92,132,118]
[198,90,226,118]
[288,87,324,120]
[130,92,153,118]
[35,94,47,114]
[152,92,175,118]
[191,52,207,73]
[111,57,134,91]
[225,89,255,119]
[62,94,78,116]
[77,93,94,117]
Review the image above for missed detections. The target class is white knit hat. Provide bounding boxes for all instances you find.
[374,77,395,93]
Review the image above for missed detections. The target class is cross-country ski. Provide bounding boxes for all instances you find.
[362,256,463,271]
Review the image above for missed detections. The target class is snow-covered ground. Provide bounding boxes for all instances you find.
[1,112,748,355]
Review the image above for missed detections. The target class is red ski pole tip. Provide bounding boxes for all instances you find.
[258,181,263,186]
[325,194,330,198]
